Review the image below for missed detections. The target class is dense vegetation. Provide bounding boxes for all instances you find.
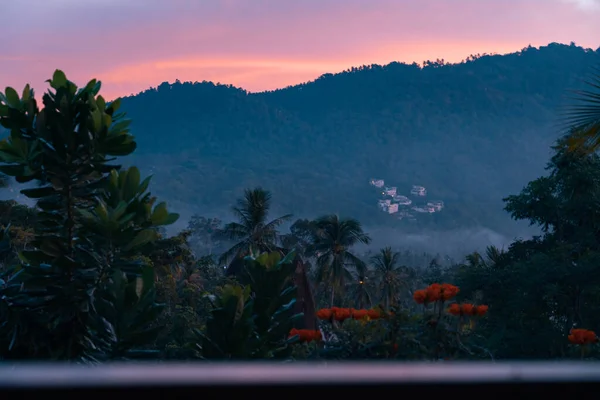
[0,65,600,362]
[112,42,600,236]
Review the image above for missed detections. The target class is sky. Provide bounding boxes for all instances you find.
[1,0,600,100]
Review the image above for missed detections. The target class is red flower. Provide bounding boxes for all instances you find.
[289,328,322,343]
[448,303,461,316]
[447,303,488,317]
[316,308,333,320]
[352,309,368,320]
[475,305,488,316]
[331,307,351,322]
[414,283,460,304]
[568,329,598,345]
[413,289,429,304]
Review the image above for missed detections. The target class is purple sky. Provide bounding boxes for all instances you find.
[2,0,599,100]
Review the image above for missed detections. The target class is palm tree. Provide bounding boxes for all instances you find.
[464,246,506,269]
[346,268,374,309]
[564,70,600,152]
[217,187,292,265]
[310,214,371,307]
[371,247,414,310]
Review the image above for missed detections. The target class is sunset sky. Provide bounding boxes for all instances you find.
[2,0,600,100]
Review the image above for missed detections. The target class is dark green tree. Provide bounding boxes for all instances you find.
[456,142,600,359]
[371,247,414,310]
[217,187,292,265]
[310,215,371,307]
[0,71,177,361]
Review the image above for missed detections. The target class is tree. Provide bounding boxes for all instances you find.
[346,268,373,309]
[217,187,292,266]
[187,214,222,256]
[199,251,301,359]
[370,247,414,310]
[310,215,371,307]
[0,70,177,361]
[281,218,317,256]
[455,141,600,359]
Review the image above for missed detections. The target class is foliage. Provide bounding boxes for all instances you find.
[0,71,176,361]
[311,215,371,307]
[187,215,224,256]
[564,69,600,151]
[198,251,301,359]
[216,187,292,265]
[1,63,600,363]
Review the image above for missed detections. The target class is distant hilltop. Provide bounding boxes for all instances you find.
[105,42,600,235]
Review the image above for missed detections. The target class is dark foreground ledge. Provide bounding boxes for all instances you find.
[0,362,599,397]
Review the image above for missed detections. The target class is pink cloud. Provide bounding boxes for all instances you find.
[1,0,598,100]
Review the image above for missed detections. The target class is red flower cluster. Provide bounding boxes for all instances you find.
[317,307,382,322]
[413,283,460,304]
[447,303,488,317]
[289,328,322,343]
[568,329,598,345]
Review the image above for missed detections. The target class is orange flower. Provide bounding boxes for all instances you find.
[475,305,488,316]
[440,283,460,301]
[331,307,351,322]
[289,328,322,343]
[568,329,598,345]
[316,308,333,320]
[413,289,429,304]
[448,303,461,316]
[415,283,460,304]
[447,303,488,317]
[352,309,368,320]
[461,303,475,316]
[426,284,442,302]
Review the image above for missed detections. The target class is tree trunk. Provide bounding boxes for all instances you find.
[330,286,335,308]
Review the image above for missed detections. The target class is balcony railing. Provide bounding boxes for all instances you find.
[0,362,599,396]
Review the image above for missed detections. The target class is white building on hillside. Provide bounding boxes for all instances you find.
[370,179,385,188]
[384,186,397,196]
[427,200,444,211]
[393,195,412,205]
[378,199,391,210]
[412,205,435,213]
[411,185,427,196]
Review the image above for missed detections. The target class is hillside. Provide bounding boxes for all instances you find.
[7,43,600,240]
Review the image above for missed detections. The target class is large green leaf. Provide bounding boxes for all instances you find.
[124,229,157,251]
[49,70,67,89]
[123,167,140,200]
[4,87,20,108]
[21,186,55,199]
[150,202,168,224]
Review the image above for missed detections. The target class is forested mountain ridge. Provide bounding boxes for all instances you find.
[8,43,600,237]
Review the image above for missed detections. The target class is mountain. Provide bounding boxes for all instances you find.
[5,43,600,242]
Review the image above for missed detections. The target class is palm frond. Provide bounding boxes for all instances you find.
[563,69,600,152]
[216,222,248,241]
[263,213,293,230]
[218,239,249,266]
